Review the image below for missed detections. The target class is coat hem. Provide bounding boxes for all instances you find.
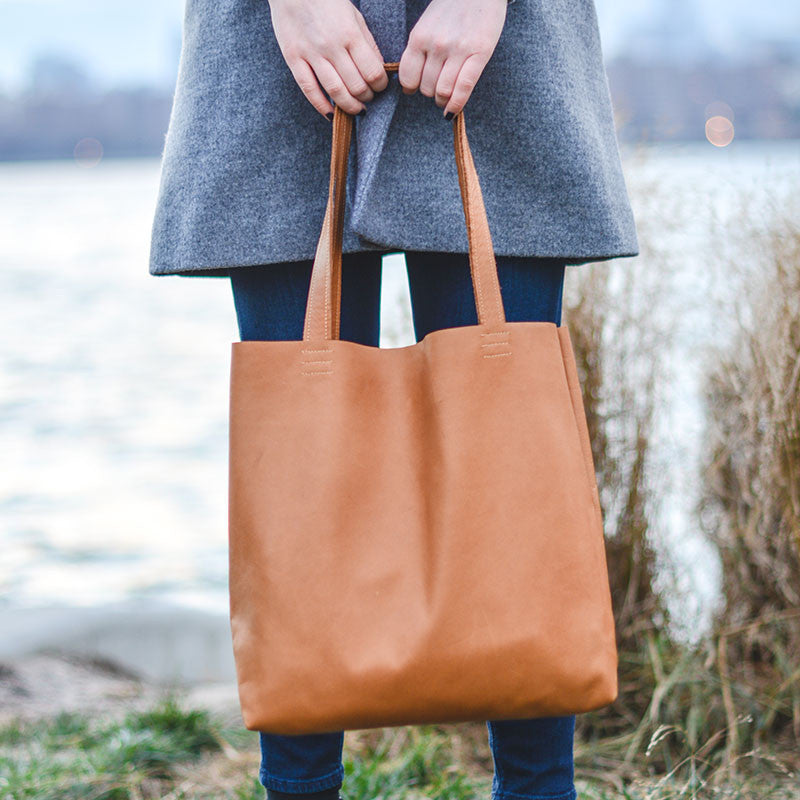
[149,247,640,278]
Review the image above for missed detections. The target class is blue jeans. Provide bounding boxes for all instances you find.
[229,249,577,800]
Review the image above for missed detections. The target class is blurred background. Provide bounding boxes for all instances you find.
[1,0,799,796]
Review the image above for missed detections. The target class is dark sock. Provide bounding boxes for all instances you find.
[266,788,340,800]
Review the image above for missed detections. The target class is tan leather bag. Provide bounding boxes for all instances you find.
[228,62,618,735]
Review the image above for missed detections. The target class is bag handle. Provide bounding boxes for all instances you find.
[303,61,507,341]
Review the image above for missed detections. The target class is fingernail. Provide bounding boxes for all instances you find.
[444,111,454,121]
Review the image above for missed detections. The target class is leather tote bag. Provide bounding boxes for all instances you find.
[228,62,618,735]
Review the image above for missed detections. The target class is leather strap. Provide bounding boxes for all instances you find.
[303,61,506,341]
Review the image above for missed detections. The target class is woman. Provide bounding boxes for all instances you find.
[149,0,638,798]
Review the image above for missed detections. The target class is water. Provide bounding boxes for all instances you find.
[1,141,798,639]
[0,156,417,621]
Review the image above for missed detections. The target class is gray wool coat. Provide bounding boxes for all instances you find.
[148,0,639,278]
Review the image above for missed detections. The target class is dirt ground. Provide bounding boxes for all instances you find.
[0,648,244,728]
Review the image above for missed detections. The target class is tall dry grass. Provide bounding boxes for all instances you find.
[560,172,799,794]
[566,262,672,747]
[697,208,800,766]
[563,204,686,783]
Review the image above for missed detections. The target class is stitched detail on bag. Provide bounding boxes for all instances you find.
[480,330,510,357]
[300,342,334,374]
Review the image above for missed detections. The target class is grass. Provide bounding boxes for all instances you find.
[1,694,798,799]
[0,698,231,800]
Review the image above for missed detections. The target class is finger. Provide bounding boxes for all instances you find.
[433,56,462,109]
[443,54,486,117]
[418,50,445,98]
[288,57,335,118]
[350,13,390,93]
[311,56,366,115]
[397,44,425,94]
[330,49,375,105]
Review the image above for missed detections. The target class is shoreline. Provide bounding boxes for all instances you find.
[0,599,242,725]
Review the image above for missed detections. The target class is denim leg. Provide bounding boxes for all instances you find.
[228,249,385,794]
[404,250,565,339]
[257,731,346,794]
[229,249,385,344]
[487,717,577,800]
[405,250,576,800]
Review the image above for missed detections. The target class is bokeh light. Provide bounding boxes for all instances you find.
[705,115,735,147]
[73,137,103,167]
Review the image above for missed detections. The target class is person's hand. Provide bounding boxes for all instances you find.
[398,0,508,118]
[267,0,389,119]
